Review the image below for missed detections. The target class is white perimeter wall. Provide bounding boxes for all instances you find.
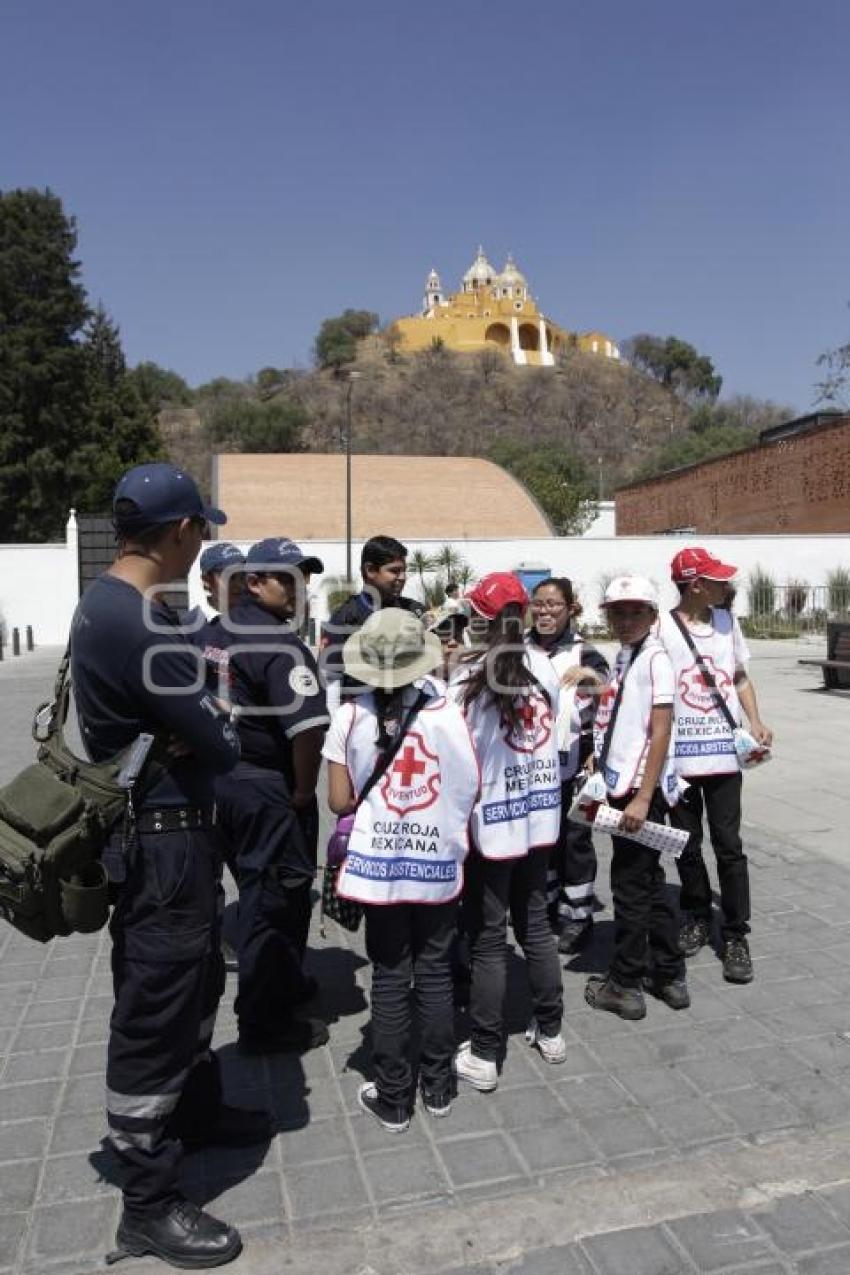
[1,516,848,646]
[0,517,79,647]
[189,533,850,626]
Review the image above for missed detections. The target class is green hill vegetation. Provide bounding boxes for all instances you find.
[154,330,792,536]
[0,188,798,540]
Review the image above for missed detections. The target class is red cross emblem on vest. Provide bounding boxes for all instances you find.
[393,746,427,787]
[380,731,441,815]
[680,658,732,714]
[502,693,553,754]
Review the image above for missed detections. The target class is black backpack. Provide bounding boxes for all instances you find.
[0,651,164,942]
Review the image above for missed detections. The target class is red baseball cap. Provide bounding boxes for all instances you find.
[671,546,737,583]
[466,572,529,619]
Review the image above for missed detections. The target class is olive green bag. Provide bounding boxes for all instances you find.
[0,651,163,942]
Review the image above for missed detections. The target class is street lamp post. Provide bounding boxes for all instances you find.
[340,370,360,585]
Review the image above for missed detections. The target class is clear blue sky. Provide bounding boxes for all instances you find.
[3,0,849,412]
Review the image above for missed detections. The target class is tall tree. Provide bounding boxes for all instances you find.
[314,309,378,369]
[816,306,850,408]
[0,188,91,540]
[490,438,596,536]
[73,304,163,510]
[128,360,193,408]
[0,190,162,539]
[625,333,722,402]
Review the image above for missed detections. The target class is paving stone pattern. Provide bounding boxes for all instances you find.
[3,646,850,1274]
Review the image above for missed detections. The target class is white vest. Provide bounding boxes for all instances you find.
[337,692,479,905]
[593,639,679,804]
[452,649,562,860]
[656,610,747,778]
[547,644,583,780]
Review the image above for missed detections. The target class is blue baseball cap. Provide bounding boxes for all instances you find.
[199,542,245,574]
[245,537,324,574]
[113,463,226,529]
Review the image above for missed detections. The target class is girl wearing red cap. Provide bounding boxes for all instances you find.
[449,573,566,1092]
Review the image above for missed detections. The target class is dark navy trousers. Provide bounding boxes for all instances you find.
[103,825,225,1218]
[547,777,598,923]
[215,763,318,1033]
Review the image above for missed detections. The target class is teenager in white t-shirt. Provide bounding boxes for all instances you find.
[584,576,689,1022]
[323,609,479,1132]
[448,573,566,1093]
[658,547,773,985]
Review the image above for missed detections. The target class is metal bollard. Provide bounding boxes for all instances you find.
[12,627,20,656]
[26,625,34,651]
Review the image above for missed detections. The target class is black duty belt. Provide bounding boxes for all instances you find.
[135,806,217,835]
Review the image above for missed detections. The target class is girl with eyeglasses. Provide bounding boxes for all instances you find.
[526,578,609,954]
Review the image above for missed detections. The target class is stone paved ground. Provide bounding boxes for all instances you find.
[1,640,849,1275]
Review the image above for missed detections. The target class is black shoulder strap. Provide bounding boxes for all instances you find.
[355,688,429,811]
[597,633,649,772]
[669,611,737,732]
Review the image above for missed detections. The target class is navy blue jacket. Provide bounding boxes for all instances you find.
[197,599,328,784]
[70,574,240,809]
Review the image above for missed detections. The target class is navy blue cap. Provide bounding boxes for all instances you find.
[113,463,226,528]
[245,537,324,574]
[199,542,245,574]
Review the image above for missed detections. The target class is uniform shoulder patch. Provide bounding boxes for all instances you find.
[289,666,319,696]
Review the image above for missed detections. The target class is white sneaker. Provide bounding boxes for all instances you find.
[525,1018,568,1065]
[452,1041,498,1092]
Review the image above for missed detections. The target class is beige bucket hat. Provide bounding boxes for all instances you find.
[342,608,443,690]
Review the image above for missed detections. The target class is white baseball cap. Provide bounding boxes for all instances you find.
[601,575,659,609]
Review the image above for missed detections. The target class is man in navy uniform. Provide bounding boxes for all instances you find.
[182,541,244,636]
[209,537,330,1054]
[71,463,270,1268]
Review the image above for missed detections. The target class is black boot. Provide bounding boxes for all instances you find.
[585,974,646,1021]
[642,974,691,1010]
[114,1200,241,1269]
[557,916,593,955]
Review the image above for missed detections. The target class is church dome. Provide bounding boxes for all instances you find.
[462,245,496,286]
[496,254,527,288]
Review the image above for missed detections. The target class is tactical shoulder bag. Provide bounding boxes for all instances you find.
[0,650,164,942]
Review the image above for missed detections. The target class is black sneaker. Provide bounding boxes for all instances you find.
[358,1082,410,1133]
[557,916,593,956]
[113,1200,241,1268]
[642,975,691,1010]
[585,974,646,1021]
[679,917,711,958]
[420,1085,452,1118]
[722,937,754,984]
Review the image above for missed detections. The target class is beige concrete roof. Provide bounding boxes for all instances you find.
[213,453,552,541]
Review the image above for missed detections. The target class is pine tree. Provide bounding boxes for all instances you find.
[0,190,162,540]
[73,304,163,513]
[0,188,91,540]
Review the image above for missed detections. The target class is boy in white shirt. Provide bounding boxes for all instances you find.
[658,547,773,985]
[585,577,688,1022]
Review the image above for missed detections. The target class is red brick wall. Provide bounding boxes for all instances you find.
[616,417,850,535]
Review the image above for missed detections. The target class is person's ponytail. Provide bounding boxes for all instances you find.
[373,687,409,751]
[460,603,549,729]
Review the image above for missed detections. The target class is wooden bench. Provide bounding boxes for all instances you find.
[799,620,850,690]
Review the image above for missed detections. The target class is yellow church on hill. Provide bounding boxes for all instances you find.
[393,246,620,368]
